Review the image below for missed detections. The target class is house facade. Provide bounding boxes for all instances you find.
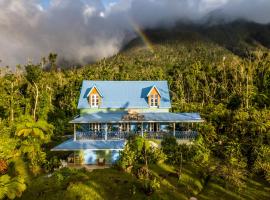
[52,81,203,164]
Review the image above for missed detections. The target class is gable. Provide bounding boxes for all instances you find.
[87,86,103,97]
[148,87,160,96]
[147,86,161,97]
[89,87,99,96]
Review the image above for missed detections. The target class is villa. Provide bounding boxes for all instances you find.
[52,81,203,165]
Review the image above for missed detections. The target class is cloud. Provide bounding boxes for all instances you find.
[0,0,270,67]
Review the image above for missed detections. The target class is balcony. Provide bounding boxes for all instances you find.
[75,130,198,141]
[76,131,140,140]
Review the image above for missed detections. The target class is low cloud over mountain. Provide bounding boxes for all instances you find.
[1,0,270,67]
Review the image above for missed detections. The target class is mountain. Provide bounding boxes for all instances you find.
[85,20,270,110]
[121,21,270,59]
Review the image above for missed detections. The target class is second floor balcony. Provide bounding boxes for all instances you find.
[75,130,198,141]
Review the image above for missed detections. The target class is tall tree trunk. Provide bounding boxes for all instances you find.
[144,142,149,180]
[246,75,249,109]
[33,82,39,121]
[10,82,14,123]
[178,152,183,180]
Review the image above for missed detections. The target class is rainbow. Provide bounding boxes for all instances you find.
[129,19,154,53]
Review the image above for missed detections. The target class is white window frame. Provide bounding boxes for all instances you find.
[150,94,158,107]
[91,94,99,108]
[90,123,100,131]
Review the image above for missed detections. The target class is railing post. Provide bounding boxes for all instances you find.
[74,124,76,141]
[105,123,108,140]
[173,123,175,137]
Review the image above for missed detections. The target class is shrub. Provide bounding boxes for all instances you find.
[148,147,166,164]
[215,163,246,189]
[118,144,136,173]
[136,166,160,195]
[44,156,61,172]
[254,145,270,183]
[161,136,178,164]
[118,136,165,172]
[179,175,203,196]
[141,178,160,195]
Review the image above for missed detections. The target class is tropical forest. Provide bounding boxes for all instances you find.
[1,19,270,200]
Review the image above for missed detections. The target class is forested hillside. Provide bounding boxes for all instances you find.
[0,21,270,199]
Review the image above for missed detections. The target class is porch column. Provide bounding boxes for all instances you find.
[173,122,175,137]
[119,123,122,139]
[74,124,76,141]
[141,122,143,137]
[105,123,108,140]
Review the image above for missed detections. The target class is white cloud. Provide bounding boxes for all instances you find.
[0,0,270,67]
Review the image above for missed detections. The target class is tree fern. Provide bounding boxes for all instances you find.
[15,116,54,175]
[0,158,28,200]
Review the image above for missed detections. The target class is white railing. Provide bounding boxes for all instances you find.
[174,131,198,140]
[76,130,198,140]
[76,131,104,140]
[144,131,198,140]
[76,131,140,140]
[143,131,168,139]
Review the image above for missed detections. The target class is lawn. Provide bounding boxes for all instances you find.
[20,164,270,200]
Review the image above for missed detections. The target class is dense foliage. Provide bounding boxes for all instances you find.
[118,137,165,194]
[0,22,270,198]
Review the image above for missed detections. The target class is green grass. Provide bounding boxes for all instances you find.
[20,164,270,200]
[20,168,146,200]
[199,176,270,200]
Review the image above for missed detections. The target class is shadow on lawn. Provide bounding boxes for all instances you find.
[149,163,192,199]
[198,176,270,200]
[240,177,270,200]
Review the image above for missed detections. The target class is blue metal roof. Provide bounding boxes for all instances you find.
[143,112,203,122]
[70,112,203,123]
[78,81,171,109]
[51,139,125,151]
[70,112,125,123]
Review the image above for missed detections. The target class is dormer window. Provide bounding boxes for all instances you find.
[91,94,99,107]
[150,94,158,107]
[147,85,161,108]
[87,85,103,108]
